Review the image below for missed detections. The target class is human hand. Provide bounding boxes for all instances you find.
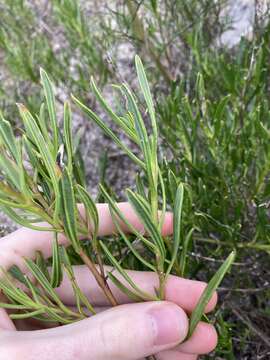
[0,203,217,360]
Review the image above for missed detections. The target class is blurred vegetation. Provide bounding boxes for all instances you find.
[0,0,270,358]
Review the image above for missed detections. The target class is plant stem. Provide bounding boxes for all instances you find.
[126,0,173,84]
[78,248,118,306]
[195,236,270,252]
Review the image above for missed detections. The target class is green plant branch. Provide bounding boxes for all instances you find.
[126,0,174,84]
[0,56,235,341]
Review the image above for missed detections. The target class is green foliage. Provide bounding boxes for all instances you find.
[188,251,235,337]
[157,32,270,252]
[0,58,233,342]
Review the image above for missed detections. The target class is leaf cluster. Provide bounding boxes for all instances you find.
[0,56,234,337]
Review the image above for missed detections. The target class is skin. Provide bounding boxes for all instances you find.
[0,203,218,360]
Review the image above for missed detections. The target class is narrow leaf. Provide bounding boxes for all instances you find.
[0,115,20,163]
[51,233,63,288]
[18,104,60,196]
[76,184,99,239]
[38,102,51,146]
[63,101,73,172]
[60,168,80,252]
[40,68,58,154]
[0,152,21,190]
[60,247,96,315]
[72,95,144,169]
[107,271,143,301]
[179,228,194,277]
[10,309,45,320]
[109,205,156,271]
[36,251,51,282]
[100,184,155,252]
[166,183,184,276]
[90,78,138,143]
[100,241,157,301]
[188,251,236,337]
[135,55,157,140]
[24,258,65,308]
[127,189,166,259]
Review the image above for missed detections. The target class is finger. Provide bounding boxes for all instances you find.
[56,266,217,313]
[156,351,198,360]
[0,293,16,331]
[174,322,217,354]
[0,202,173,271]
[14,306,110,331]
[2,302,189,360]
[0,309,16,331]
[88,203,173,237]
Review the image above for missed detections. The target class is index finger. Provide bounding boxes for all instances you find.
[0,202,173,272]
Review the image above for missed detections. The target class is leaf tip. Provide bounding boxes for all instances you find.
[16,103,27,113]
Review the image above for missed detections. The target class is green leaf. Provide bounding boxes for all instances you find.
[179,228,194,277]
[195,72,206,102]
[188,251,236,337]
[73,149,86,187]
[9,265,28,287]
[24,258,67,311]
[24,275,43,304]
[10,309,45,320]
[109,205,156,271]
[38,103,51,143]
[17,138,30,196]
[51,233,63,288]
[214,95,231,121]
[120,84,151,164]
[168,170,178,198]
[60,167,80,252]
[61,247,95,315]
[107,271,143,302]
[1,204,54,231]
[90,78,138,143]
[0,196,29,210]
[0,181,21,199]
[0,270,34,306]
[72,95,144,169]
[121,83,158,197]
[100,241,157,301]
[40,68,58,155]
[76,184,98,240]
[0,115,20,163]
[166,183,184,276]
[100,184,155,252]
[127,189,166,259]
[22,135,41,170]
[0,303,32,310]
[135,55,158,141]
[158,168,166,233]
[36,251,51,282]
[0,152,21,190]
[17,104,60,198]
[135,174,147,199]
[63,101,73,172]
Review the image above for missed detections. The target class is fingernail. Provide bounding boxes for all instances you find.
[149,304,188,346]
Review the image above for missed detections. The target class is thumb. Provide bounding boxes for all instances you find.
[2,302,189,360]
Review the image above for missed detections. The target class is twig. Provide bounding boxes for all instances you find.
[219,284,269,293]
[188,251,245,266]
[231,307,270,348]
[126,0,174,84]
[78,249,118,307]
